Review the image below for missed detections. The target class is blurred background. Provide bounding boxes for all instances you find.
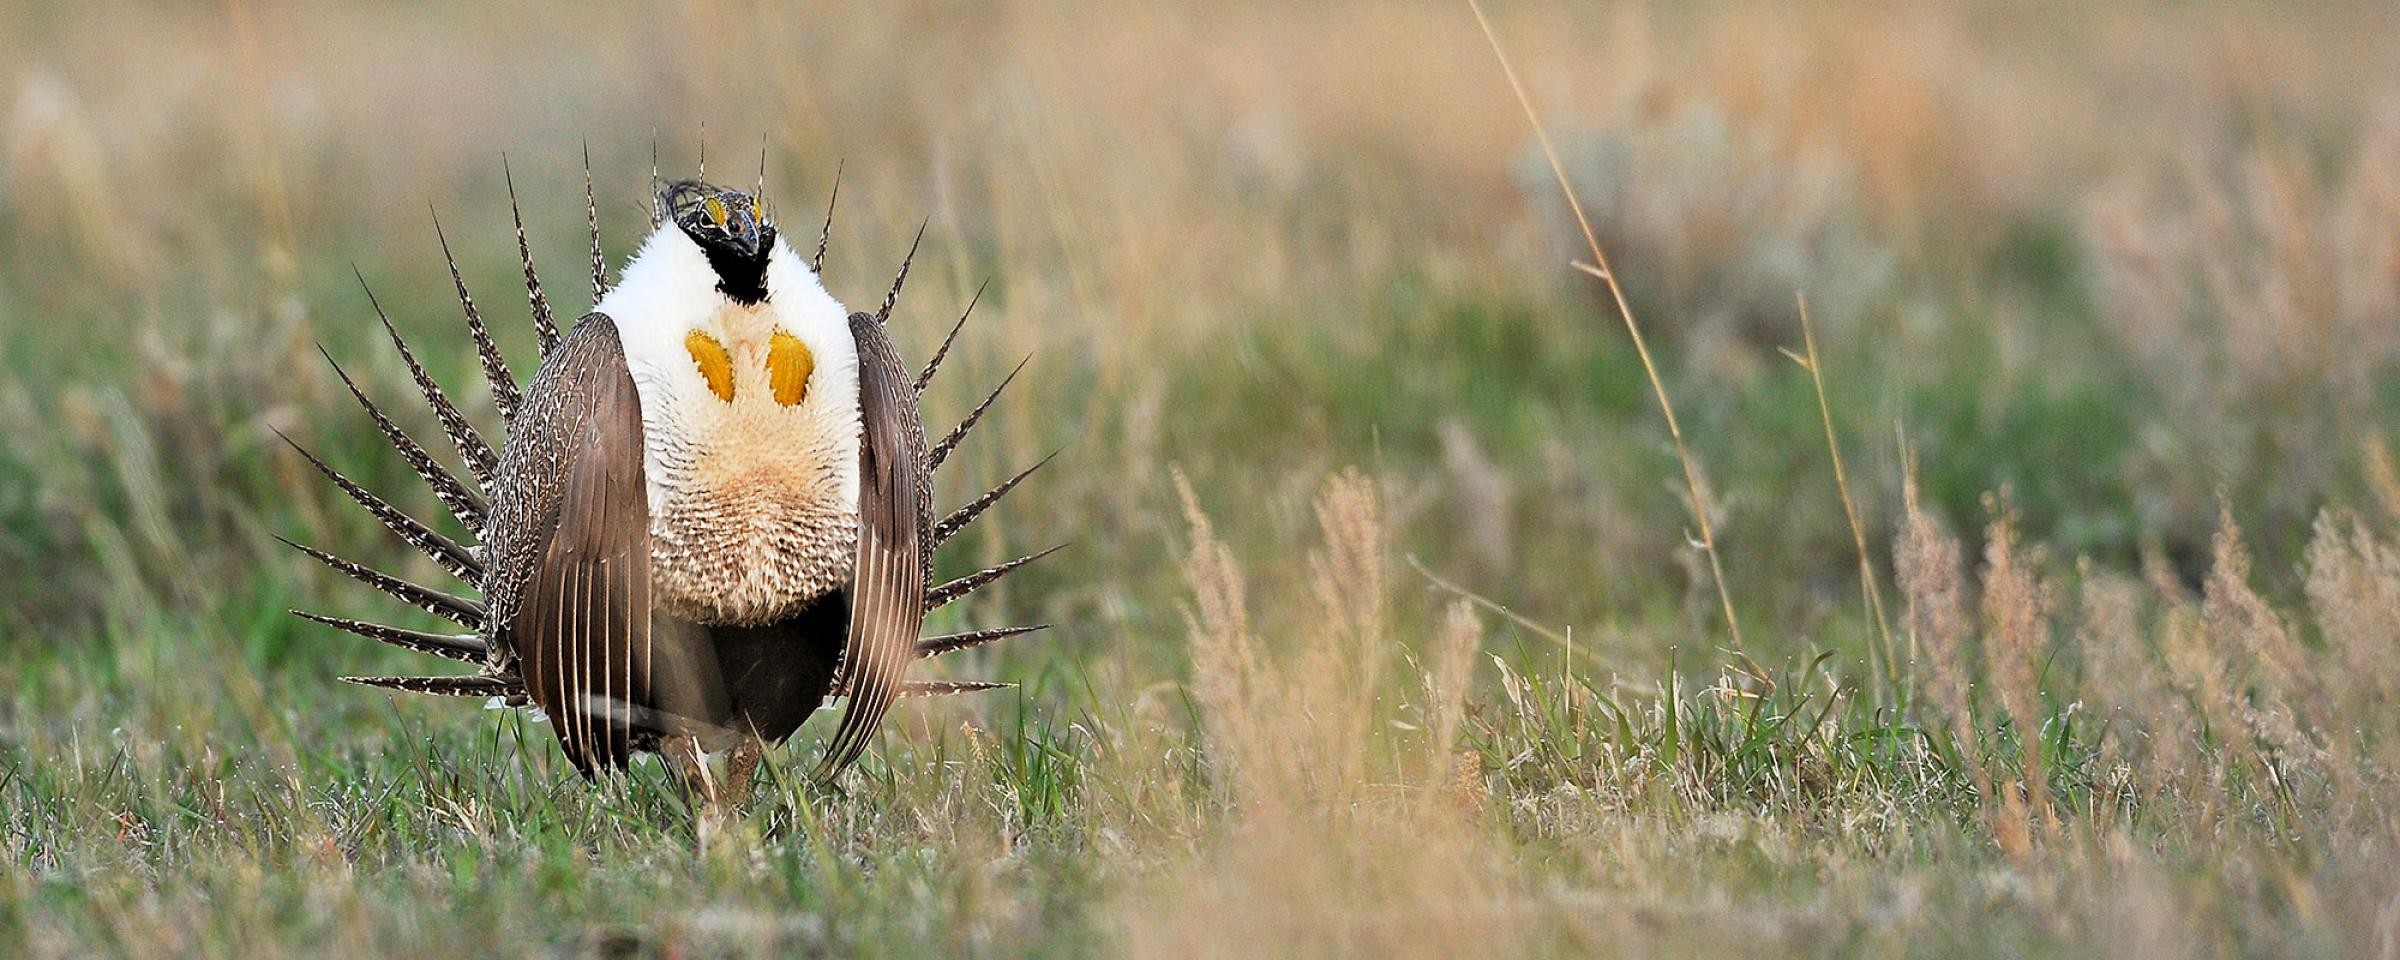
[3,1,2400,953]
[5,0,2395,675]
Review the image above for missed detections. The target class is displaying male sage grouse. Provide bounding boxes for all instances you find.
[283,163,1052,805]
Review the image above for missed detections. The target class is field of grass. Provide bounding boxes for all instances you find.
[5,0,2400,956]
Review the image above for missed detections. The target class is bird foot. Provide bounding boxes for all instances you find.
[660,733,719,807]
[664,732,767,835]
[722,736,765,808]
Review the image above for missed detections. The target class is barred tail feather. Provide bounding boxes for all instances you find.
[813,160,842,275]
[917,623,1048,660]
[293,611,489,664]
[277,536,487,627]
[431,208,522,422]
[876,219,928,325]
[829,676,1017,698]
[932,451,1057,550]
[927,356,1029,474]
[926,545,1064,612]
[916,279,988,393]
[901,680,1013,698]
[584,141,609,301]
[320,349,489,532]
[504,157,561,353]
[356,271,501,492]
[277,431,481,582]
[345,675,521,698]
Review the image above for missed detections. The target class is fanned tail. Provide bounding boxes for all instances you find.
[289,179,563,702]
[296,165,1053,741]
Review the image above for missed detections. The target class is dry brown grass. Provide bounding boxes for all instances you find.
[1133,470,1517,960]
[2086,116,2400,544]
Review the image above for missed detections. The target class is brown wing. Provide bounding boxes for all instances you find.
[817,311,931,777]
[482,313,652,775]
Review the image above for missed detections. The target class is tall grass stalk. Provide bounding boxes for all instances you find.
[1468,0,1746,650]
[1786,294,1896,700]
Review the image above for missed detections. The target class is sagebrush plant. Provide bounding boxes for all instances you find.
[4,1,2400,957]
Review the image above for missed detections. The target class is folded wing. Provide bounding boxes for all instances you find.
[816,311,932,777]
[482,314,653,774]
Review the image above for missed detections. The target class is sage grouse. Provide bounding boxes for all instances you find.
[283,161,1053,803]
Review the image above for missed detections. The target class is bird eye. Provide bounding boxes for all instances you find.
[704,197,728,227]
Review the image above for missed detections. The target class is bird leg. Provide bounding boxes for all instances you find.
[722,734,766,808]
[660,733,719,807]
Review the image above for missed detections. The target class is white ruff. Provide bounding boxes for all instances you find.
[600,224,863,624]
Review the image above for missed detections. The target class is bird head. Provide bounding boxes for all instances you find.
[661,180,776,304]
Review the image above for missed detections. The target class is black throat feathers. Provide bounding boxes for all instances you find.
[705,235,772,306]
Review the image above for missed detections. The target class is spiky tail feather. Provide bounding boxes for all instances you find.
[503,157,560,354]
[927,356,1028,473]
[346,675,521,698]
[431,208,523,422]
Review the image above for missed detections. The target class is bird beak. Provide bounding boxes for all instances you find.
[729,207,769,258]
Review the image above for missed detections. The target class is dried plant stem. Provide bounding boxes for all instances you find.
[1406,553,1599,667]
[1468,0,1744,650]
[1791,295,1897,696]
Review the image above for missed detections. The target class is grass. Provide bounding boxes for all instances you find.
[6,0,2400,956]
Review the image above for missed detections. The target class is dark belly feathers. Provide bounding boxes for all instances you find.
[629,590,850,752]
